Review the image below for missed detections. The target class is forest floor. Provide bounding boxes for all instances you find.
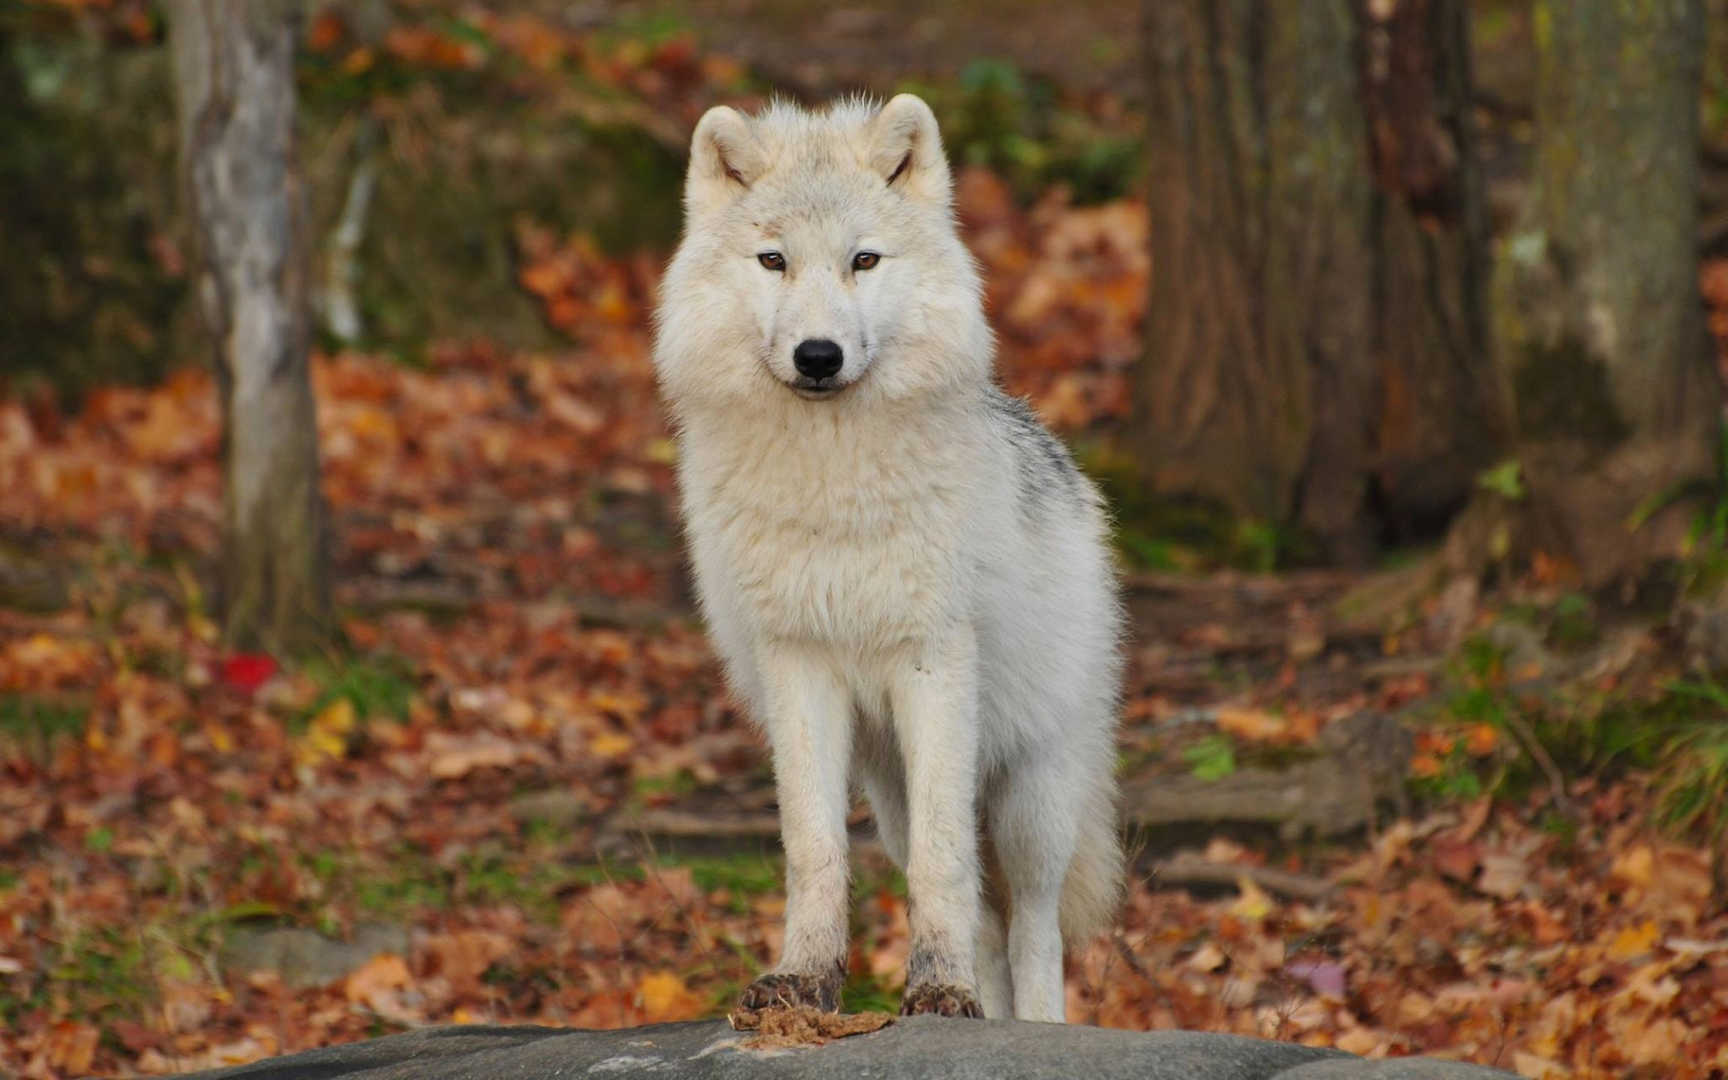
[2,162,1726,1079]
[3,4,1728,1079]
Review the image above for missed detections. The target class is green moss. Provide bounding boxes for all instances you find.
[1078,441,1317,572]
[0,31,187,400]
[1512,337,1630,446]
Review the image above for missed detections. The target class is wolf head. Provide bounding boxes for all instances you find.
[654,95,990,410]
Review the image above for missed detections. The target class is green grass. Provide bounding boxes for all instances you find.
[2,920,202,1026]
[295,654,416,731]
[298,846,789,924]
[1181,734,1237,781]
[0,693,89,741]
[671,853,782,899]
[842,970,902,1014]
[895,59,1142,206]
[1076,441,1316,573]
[1414,633,1728,837]
[0,693,90,764]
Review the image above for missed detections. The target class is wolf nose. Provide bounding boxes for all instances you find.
[793,339,844,380]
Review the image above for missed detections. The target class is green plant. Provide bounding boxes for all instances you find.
[1476,459,1526,500]
[0,693,89,762]
[895,60,1141,206]
[1182,735,1236,782]
[841,970,901,1014]
[1628,423,1728,552]
[298,654,415,731]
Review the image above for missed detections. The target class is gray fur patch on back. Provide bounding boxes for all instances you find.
[987,389,1085,519]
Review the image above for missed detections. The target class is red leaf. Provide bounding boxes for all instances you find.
[221,653,278,694]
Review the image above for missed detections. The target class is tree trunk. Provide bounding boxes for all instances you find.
[1493,0,1718,584]
[170,0,331,653]
[1137,0,1500,562]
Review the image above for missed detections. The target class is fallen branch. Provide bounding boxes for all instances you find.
[1150,851,1335,903]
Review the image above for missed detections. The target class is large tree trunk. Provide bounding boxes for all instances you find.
[170,0,331,653]
[1138,0,1501,562]
[1493,0,1718,584]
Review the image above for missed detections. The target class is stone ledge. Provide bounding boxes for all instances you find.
[174,1017,1515,1079]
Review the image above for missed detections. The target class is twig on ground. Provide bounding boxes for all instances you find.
[1150,851,1335,903]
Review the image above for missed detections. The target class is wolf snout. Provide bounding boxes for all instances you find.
[793,339,844,380]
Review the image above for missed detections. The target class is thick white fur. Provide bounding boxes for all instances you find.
[653,94,1123,1022]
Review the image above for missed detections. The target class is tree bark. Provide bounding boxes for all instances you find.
[1137,0,1500,562]
[170,0,332,653]
[1493,0,1718,584]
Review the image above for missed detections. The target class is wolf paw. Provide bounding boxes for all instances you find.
[737,970,842,1013]
[899,982,983,1018]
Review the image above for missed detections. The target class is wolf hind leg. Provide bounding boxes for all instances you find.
[990,755,1080,1022]
[975,887,1013,1018]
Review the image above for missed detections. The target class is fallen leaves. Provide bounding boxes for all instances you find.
[636,970,705,1021]
[728,1005,894,1050]
[1,22,1725,1080]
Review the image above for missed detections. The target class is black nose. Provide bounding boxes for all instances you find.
[793,339,844,380]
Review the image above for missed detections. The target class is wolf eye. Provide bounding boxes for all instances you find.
[757,252,786,271]
[852,251,881,271]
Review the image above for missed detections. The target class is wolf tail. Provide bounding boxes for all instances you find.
[1058,777,1124,946]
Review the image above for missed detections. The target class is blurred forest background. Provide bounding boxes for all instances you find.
[4,0,1728,1075]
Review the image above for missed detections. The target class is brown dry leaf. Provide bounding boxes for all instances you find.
[1215,706,1289,742]
[637,970,706,1021]
[1511,1051,1567,1079]
[423,930,513,992]
[1333,1026,1381,1055]
[343,953,411,1007]
[562,883,644,951]
[41,1019,99,1074]
[1429,837,1480,884]
[1611,843,1713,926]
[425,730,549,780]
[1606,921,1661,962]
[1477,850,1531,899]
[589,731,634,758]
[1610,1013,1692,1066]
[729,1005,894,1049]
[1187,942,1228,972]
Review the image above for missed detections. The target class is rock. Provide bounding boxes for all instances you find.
[509,788,592,829]
[172,1018,1515,1079]
[218,923,411,989]
[1481,621,1551,679]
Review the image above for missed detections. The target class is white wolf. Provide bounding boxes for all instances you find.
[652,94,1122,1022]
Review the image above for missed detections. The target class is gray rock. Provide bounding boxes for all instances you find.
[218,923,411,989]
[174,1017,1516,1079]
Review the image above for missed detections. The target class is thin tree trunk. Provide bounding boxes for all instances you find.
[1494,0,1718,583]
[1138,0,1498,562]
[170,0,331,653]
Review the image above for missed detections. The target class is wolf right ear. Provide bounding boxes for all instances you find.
[686,106,764,216]
[868,94,950,206]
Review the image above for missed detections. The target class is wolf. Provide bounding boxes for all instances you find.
[651,94,1123,1023]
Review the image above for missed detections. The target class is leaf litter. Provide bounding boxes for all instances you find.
[2,6,1727,1078]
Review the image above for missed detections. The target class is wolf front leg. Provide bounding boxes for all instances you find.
[892,628,984,1018]
[739,644,854,1013]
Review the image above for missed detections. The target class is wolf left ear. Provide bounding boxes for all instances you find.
[867,94,950,206]
[686,105,764,217]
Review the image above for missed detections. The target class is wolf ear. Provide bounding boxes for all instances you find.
[867,94,950,205]
[686,105,764,216]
